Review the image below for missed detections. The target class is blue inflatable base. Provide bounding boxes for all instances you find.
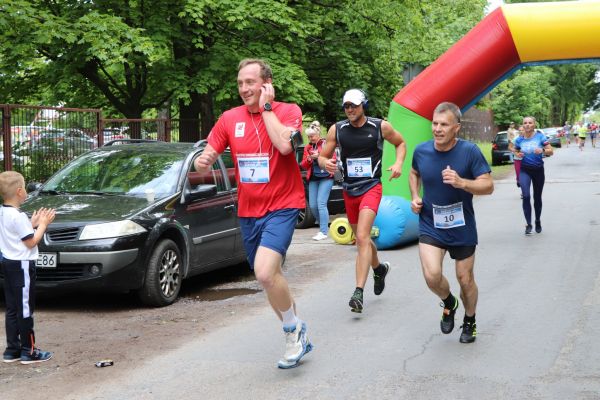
[373,195,419,250]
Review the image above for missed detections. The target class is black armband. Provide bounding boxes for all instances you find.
[289,130,303,151]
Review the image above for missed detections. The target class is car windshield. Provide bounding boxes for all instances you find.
[495,133,508,143]
[42,147,184,199]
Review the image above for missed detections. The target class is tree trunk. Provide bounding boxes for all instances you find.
[178,94,201,143]
[123,105,144,139]
[199,92,214,139]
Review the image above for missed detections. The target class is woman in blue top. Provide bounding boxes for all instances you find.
[513,116,553,235]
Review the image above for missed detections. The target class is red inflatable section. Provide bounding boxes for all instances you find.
[393,8,521,120]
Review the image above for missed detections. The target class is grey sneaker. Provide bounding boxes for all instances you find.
[3,351,21,363]
[277,320,312,369]
[20,348,53,365]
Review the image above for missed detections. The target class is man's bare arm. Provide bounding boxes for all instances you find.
[318,125,338,174]
[381,120,407,181]
[194,143,220,173]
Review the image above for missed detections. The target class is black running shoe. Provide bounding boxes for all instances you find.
[349,289,364,313]
[440,298,459,334]
[459,321,477,343]
[535,220,542,233]
[525,224,533,235]
[373,262,390,296]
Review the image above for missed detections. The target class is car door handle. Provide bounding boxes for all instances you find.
[224,204,235,211]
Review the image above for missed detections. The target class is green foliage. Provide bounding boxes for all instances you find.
[588,110,600,123]
[0,0,491,135]
[488,64,600,128]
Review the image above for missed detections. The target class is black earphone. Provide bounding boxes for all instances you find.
[341,89,369,110]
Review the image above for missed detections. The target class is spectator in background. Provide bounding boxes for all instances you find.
[0,171,56,364]
[309,120,321,134]
[300,123,335,241]
[507,122,518,142]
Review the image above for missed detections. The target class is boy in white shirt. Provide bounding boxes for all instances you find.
[0,171,55,364]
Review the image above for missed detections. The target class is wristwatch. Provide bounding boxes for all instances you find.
[263,102,272,112]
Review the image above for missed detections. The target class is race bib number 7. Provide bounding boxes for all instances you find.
[238,154,269,183]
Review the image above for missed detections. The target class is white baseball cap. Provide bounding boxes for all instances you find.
[342,89,366,106]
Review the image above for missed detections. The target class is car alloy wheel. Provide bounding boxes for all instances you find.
[138,239,182,307]
[159,249,180,298]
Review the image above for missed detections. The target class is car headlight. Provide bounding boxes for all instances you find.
[79,220,147,240]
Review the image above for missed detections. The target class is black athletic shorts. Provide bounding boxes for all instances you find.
[419,235,476,261]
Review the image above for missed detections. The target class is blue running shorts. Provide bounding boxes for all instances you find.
[239,208,300,269]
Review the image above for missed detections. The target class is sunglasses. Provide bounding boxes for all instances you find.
[343,103,360,110]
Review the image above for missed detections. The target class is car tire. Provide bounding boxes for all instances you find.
[491,157,500,166]
[138,239,182,307]
[295,201,316,229]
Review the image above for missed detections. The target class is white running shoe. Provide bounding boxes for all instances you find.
[277,320,311,369]
[312,232,328,241]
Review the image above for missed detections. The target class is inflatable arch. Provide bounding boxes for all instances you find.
[371,1,600,249]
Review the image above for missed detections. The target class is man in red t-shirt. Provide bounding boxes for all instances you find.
[194,59,311,369]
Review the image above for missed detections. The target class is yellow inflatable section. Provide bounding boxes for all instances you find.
[504,1,600,62]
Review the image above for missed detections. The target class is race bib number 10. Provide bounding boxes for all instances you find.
[433,202,466,229]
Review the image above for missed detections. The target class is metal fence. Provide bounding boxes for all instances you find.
[2,104,101,182]
[1,104,202,183]
[460,107,498,143]
[2,103,499,183]
[101,118,200,144]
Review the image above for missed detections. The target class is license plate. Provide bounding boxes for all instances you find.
[36,253,57,268]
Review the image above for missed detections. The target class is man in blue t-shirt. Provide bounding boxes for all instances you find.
[409,102,493,344]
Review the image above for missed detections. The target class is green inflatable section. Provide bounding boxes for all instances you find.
[381,102,432,198]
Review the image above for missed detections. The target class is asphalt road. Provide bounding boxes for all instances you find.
[77,143,600,399]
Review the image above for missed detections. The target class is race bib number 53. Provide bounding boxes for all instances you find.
[347,157,372,178]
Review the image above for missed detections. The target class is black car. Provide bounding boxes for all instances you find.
[491,130,513,166]
[295,144,345,228]
[30,128,96,156]
[2,140,245,306]
[541,127,562,148]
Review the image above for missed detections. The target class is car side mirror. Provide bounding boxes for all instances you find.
[26,182,42,193]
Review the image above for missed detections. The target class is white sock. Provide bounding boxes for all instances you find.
[281,305,298,328]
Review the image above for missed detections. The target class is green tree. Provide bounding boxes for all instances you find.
[487,64,599,128]
[0,0,487,139]
[488,67,555,127]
